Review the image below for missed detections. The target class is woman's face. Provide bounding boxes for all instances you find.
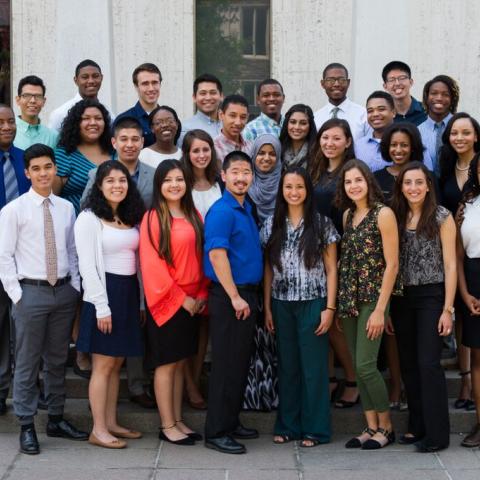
[344,167,368,202]
[100,168,128,206]
[152,109,178,144]
[255,143,277,173]
[287,112,310,142]
[79,107,105,143]
[449,118,477,157]
[189,138,212,170]
[282,173,307,207]
[161,168,186,202]
[401,168,429,206]
[389,131,412,166]
[320,126,351,162]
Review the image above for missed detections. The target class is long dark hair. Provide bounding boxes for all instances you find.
[438,112,480,183]
[379,122,425,163]
[309,118,355,185]
[146,160,203,266]
[279,103,317,155]
[149,105,182,145]
[391,161,439,239]
[462,152,480,203]
[82,160,145,226]
[334,159,384,212]
[266,166,325,272]
[58,99,112,154]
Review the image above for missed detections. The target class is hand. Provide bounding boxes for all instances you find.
[231,295,250,320]
[97,315,112,334]
[139,309,146,327]
[455,203,465,227]
[463,294,480,316]
[335,314,343,332]
[315,309,334,335]
[366,309,385,340]
[385,316,395,335]
[195,298,207,315]
[264,309,274,333]
[182,296,197,316]
[438,311,453,336]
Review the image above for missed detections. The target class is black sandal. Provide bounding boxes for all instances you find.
[345,427,376,448]
[362,427,395,450]
[273,434,292,444]
[300,435,321,448]
[335,381,360,408]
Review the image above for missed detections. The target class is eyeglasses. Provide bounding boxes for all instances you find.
[385,75,410,85]
[20,93,44,102]
[323,77,349,86]
[152,119,177,127]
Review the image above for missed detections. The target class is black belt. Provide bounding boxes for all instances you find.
[212,281,259,292]
[20,276,71,288]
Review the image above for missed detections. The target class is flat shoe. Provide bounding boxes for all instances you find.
[345,427,376,449]
[398,434,421,445]
[110,429,142,439]
[461,423,480,448]
[88,432,126,449]
[454,398,469,409]
[362,428,395,450]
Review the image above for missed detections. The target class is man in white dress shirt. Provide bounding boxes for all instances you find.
[0,144,88,455]
[314,63,368,140]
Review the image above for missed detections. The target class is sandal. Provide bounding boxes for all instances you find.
[273,434,292,444]
[335,381,360,408]
[362,427,395,450]
[345,427,376,448]
[300,436,321,448]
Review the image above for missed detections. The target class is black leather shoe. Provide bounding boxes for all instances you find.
[205,435,246,454]
[46,419,89,441]
[20,427,40,455]
[0,398,6,416]
[231,424,259,440]
[414,440,447,453]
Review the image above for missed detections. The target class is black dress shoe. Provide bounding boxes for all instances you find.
[231,424,259,439]
[73,362,91,379]
[20,427,40,455]
[158,429,195,445]
[205,435,246,454]
[0,398,6,416]
[414,440,448,453]
[187,431,203,441]
[398,433,422,445]
[46,419,89,441]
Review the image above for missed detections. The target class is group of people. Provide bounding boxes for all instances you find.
[0,57,479,457]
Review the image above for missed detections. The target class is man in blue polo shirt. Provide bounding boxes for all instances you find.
[204,150,263,455]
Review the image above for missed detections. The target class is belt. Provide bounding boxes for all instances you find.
[20,276,71,288]
[212,281,259,292]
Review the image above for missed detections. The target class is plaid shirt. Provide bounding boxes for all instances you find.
[214,131,253,164]
[242,112,283,141]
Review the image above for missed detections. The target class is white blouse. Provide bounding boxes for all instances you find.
[461,195,480,258]
[138,147,182,169]
[192,183,222,219]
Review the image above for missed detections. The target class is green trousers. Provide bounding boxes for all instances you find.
[272,297,330,441]
[342,302,390,412]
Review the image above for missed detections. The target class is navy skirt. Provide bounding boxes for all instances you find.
[77,272,143,357]
[462,257,480,349]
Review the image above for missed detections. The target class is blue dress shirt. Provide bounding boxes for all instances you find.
[0,145,30,209]
[116,101,155,147]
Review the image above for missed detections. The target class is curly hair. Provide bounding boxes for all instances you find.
[148,105,182,145]
[82,160,145,226]
[58,99,112,155]
[379,122,425,164]
[422,75,460,116]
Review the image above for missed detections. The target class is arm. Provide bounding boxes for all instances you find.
[52,176,67,195]
[263,258,274,332]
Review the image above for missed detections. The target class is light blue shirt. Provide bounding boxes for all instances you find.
[243,112,283,141]
[178,110,222,147]
[14,116,59,150]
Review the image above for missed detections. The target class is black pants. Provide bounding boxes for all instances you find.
[205,283,258,439]
[391,283,450,448]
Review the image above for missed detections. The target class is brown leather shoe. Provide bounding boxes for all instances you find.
[130,392,156,409]
[461,424,480,448]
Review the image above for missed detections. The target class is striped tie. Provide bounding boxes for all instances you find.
[43,198,58,286]
[2,151,19,204]
[331,107,340,119]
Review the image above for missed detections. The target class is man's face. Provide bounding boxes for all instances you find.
[74,66,103,98]
[135,71,161,109]
[256,84,284,119]
[383,68,413,101]
[194,81,223,116]
[221,159,253,197]
[426,81,452,117]
[219,103,249,140]
[112,128,144,163]
[0,107,16,149]
[366,98,395,132]
[24,156,56,192]
[16,84,46,119]
[321,67,350,103]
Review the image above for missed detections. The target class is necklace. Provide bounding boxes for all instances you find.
[114,216,122,225]
[455,162,469,171]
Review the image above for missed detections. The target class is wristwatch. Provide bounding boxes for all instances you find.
[444,306,455,315]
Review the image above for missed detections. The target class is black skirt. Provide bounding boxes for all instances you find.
[462,256,480,349]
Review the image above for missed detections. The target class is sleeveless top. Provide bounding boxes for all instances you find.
[338,203,385,317]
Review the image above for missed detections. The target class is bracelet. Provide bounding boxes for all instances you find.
[326,306,337,311]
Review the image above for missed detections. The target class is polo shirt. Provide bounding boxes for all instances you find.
[177,110,222,147]
[116,101,156,147]
[0,145,30,209]
[204,190,263,285]
[243,112,283,141]
[14,116,59,150]
[394,96,427,126]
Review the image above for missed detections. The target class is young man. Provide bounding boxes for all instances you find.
[214,95,253,164]
[418,75,459,176]
[204,151,263,454]
[0,104,30,417]
[314,63,368,140]
[116,63,162,147]
[382,61,427,126]
[48,59,114,132]
[243,78,285,141]
[178,73,223,147]
[14,76,58,150]
[0,144,88,454]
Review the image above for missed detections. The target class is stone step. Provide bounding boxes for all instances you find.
[0,398,476,434]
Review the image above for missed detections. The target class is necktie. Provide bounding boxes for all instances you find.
[434,122,444,176]
[43,198,58,286]
[331,107,340,119]
[2,152,19,204]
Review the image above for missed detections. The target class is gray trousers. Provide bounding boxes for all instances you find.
[12,282,78,425]
[126,356,148,396]
[0,281,11,400]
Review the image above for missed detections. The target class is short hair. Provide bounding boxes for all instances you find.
[112,116,143,136]
[132,63,162,85]
[220,94,249,112]
[322,63,349,79]
[193,73,223,95]
[24,144,55,169]
[0,104,14,115]
[256,78,284,96]
[222,150,253,171]
[382,61,411,82]
[422,75,460,115]
[366,90,395,110]
[75,59,101,77]
[17,75,46,96]
[379,122,425,163]
[148,105,182,144]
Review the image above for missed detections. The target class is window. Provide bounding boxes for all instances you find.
[0,0,10,104]
[242,6,269,57]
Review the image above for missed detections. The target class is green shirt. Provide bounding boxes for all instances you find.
[14,116,59,150]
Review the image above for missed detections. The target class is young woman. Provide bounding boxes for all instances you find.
[75,161,146,449]
[139,160,207,445]
[457,154,480,447]
[139,106,183,168]
[181,129,221,410]
[390,162,456,452]
[279,104,317,170]
[439,112,480,410]
[262,166,339,446]
[335,159,399,449]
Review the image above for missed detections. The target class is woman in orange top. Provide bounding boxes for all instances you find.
[140,159,208,445]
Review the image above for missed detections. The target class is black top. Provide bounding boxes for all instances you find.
[441,174,463,215]
[314,171,343,235]
[374,167,395,204]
